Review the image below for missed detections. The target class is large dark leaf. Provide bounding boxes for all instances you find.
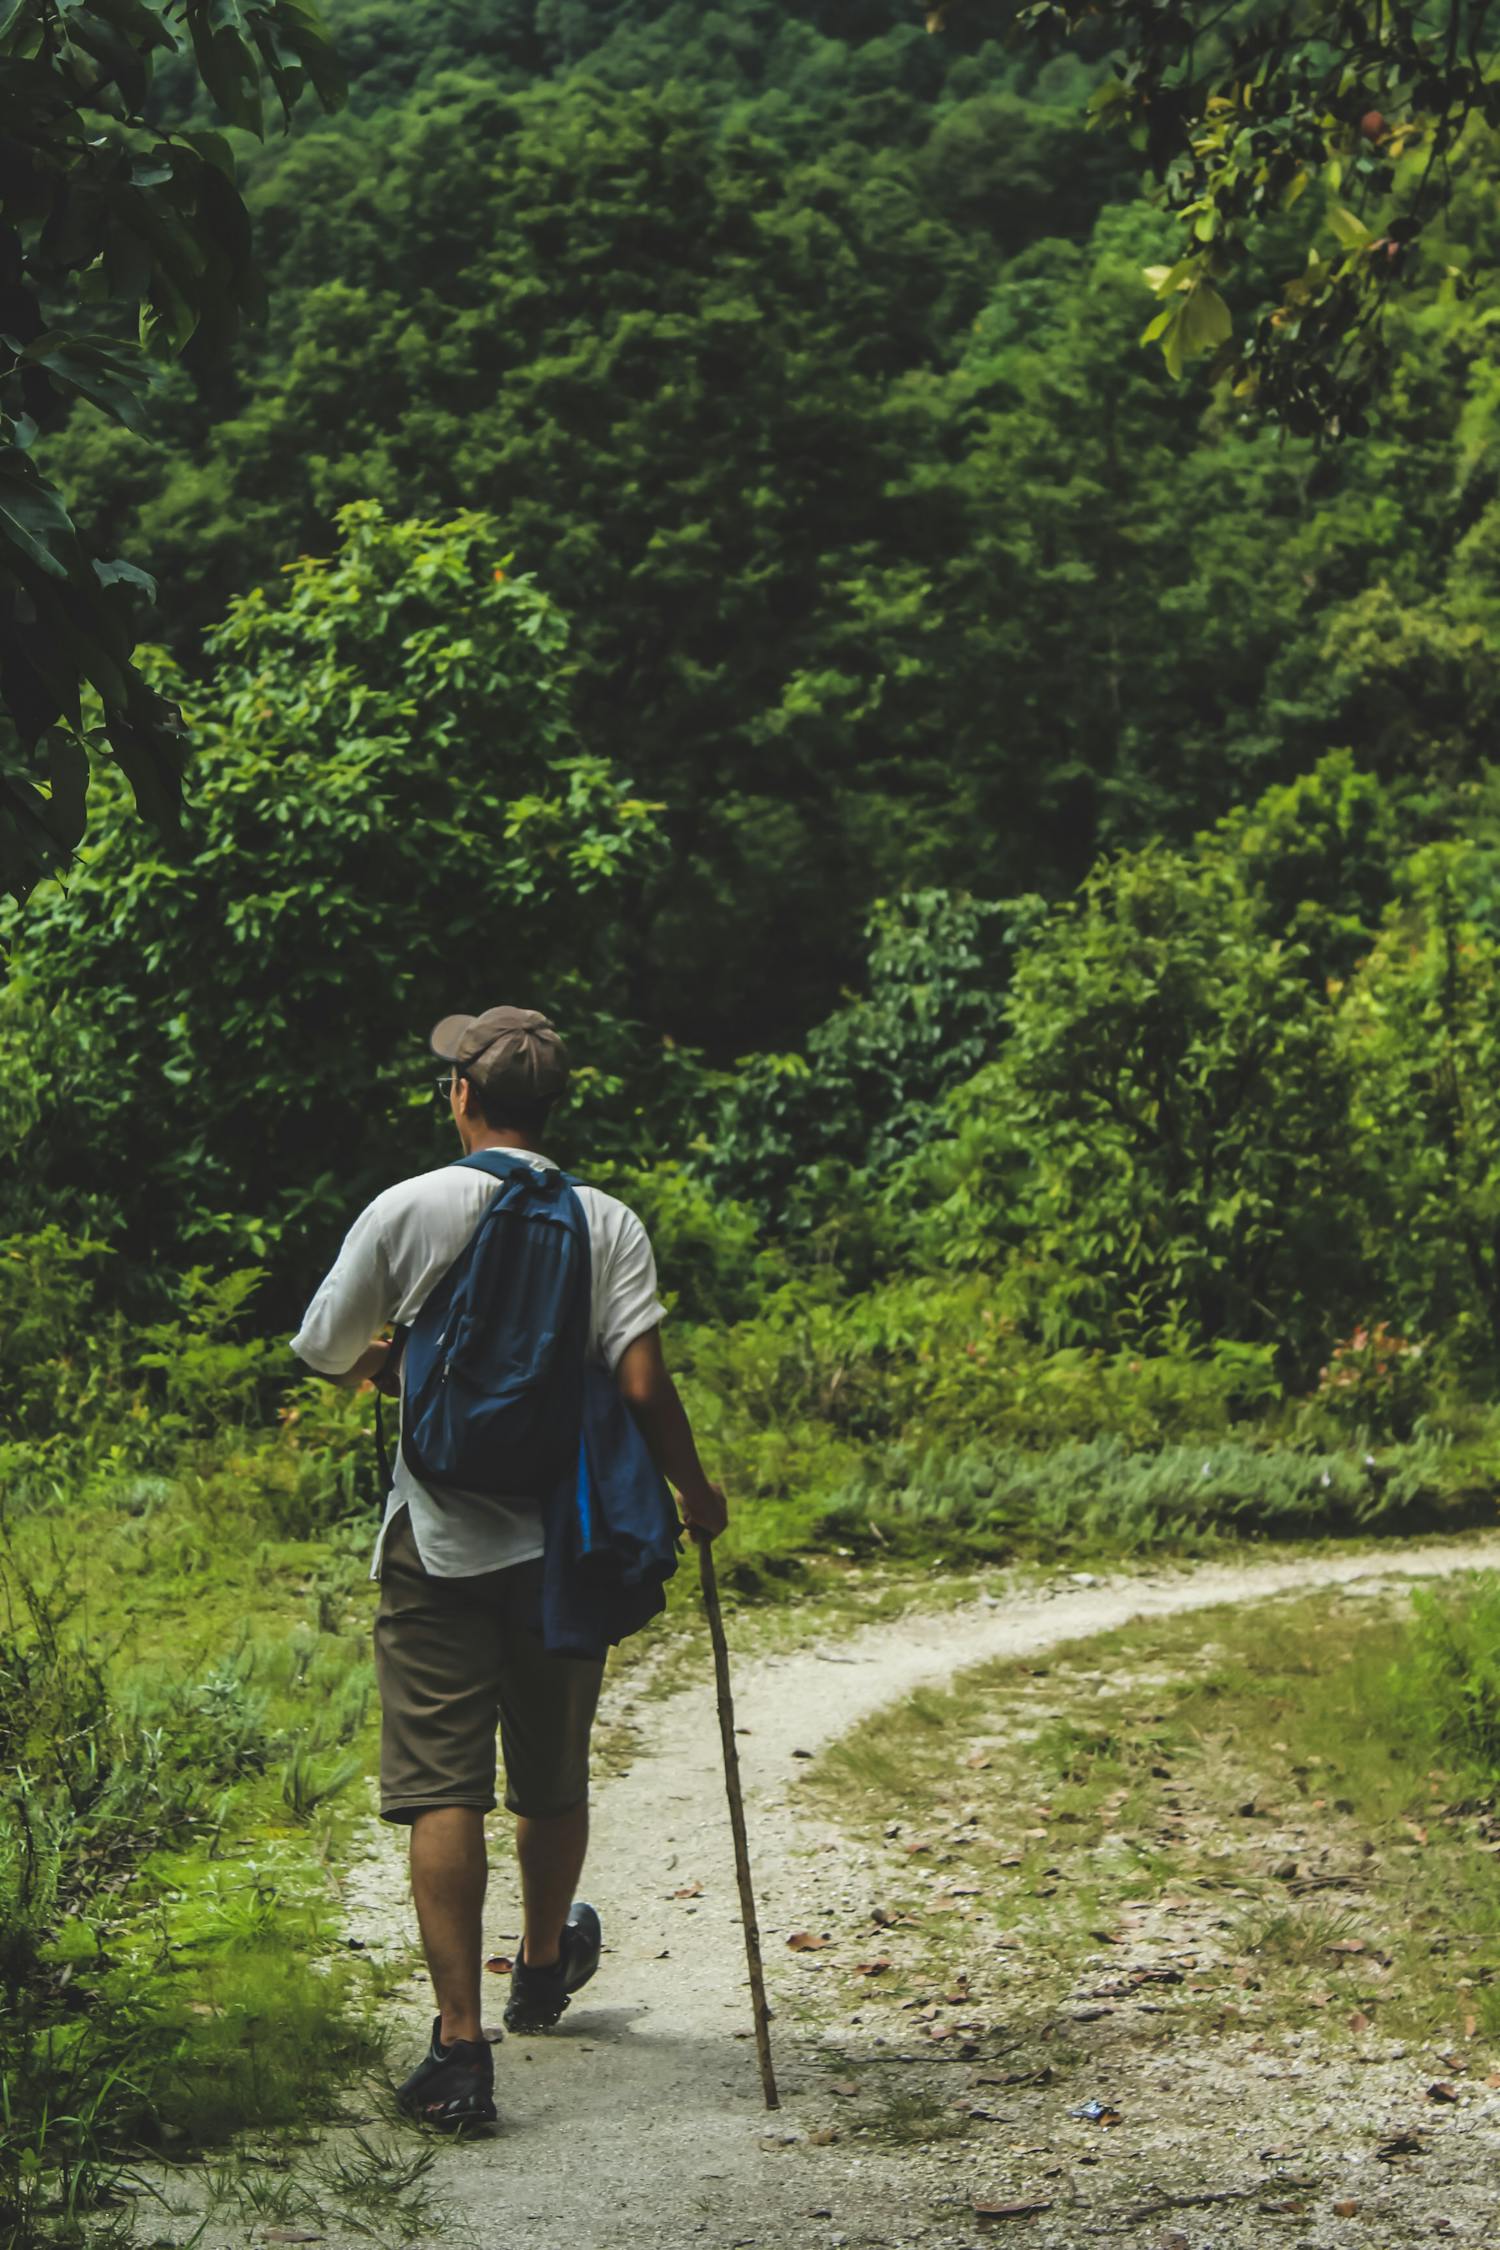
[20,330,159,434]
[0,450,83,581]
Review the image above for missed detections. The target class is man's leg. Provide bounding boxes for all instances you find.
[515,1798,590,1968]
[410,1806,488,2045]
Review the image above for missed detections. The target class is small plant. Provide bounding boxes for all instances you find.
[280,1745,365,1823]
[1316,1320,1429,1438]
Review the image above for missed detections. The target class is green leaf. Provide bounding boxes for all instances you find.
[42,728,90,849]
[1328,204,1373,250]
[94,556,157,598]
[20,330,159,435]
[0,451,83,582]
[1179,281,1233,359]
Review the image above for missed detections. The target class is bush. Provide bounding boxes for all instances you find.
[586,1160,777,1327]
[905,842,1368,1375]
[0,1230,117,1442]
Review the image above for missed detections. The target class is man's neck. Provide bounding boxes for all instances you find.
[459,1125,542,1157]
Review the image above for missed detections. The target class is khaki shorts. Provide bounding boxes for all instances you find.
[373,1508,605,1823]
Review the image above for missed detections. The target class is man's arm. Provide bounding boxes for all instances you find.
[614,1328,727,1540]
[291,1201,397,1388]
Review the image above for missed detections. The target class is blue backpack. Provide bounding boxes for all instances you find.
[400,1151,592,1497]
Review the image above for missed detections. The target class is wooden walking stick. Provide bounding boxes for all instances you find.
[697,1533,780,2111]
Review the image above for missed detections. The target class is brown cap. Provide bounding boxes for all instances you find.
[429,1005,570,1100]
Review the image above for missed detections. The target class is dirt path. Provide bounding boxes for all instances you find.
[315,1536,1500,2249]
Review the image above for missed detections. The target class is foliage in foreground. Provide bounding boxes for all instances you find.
[1005,0,1500,433]
[0,0,345,908]
[0,1511,381,2248]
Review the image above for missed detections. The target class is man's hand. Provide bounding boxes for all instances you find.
[325,1336,391,1391]
[677,1476,728,1543]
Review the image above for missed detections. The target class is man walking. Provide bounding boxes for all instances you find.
[292,1006,727,2128]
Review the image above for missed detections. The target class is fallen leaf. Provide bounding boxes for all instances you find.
[1333,2200,1360,2217]
[672,1882,703,1899]
[829,2080,860,2097]
[484,1955,514,1975]
[870,1906,896,1928]
[1405,1820,1430,1845]
[1348,2010,1371,2034]
[966,1750,992,1770]
[1426,2082,1459,2103]
[787,1932,832,1952]
[1327,1937,1366,1955]
[1375,2131,1427,2160]
[1464,2013,1478,2039]
[972,2202,1053,2223]
[262,2235,323,2244]
[853,1959,893,1976]
[808,2127,838,2146]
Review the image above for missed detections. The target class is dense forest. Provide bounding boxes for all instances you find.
[8,4,1500,2231]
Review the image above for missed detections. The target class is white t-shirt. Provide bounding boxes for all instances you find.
[290,1151,666,1579]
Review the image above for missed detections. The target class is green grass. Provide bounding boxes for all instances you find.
[0,1465,394,2249]
[804,1573,1500,2056]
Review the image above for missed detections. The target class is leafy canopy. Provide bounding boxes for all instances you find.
[963,0,1500,433]
[1,504,667,1296]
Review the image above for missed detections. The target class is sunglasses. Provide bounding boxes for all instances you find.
[433,1072,466,1102]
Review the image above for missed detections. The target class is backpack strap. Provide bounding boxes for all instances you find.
[453,1150,579,1196]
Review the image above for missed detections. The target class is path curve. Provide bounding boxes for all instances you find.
[334,1535,1500,2250]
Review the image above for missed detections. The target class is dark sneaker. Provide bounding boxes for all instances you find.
[503,1902,602,2033]
[396,2018,498,2130]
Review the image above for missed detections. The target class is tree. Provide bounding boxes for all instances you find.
[908,839,1367,1372]
[0,505,669,1303]
[705,887,1042,1209]
[0,0,345,908]
[1342,840,1500,1374]
[935,0,1500,434]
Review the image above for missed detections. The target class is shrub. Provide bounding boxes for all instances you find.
[905,842,1368,1375]
[0,1230,116,1442]
[586,1160,777,1326]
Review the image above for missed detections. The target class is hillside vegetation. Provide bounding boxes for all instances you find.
[6,2,1500,2239]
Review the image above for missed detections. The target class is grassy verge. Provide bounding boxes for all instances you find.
[0,1463,397,2250]
[801,1572,1500,2075]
